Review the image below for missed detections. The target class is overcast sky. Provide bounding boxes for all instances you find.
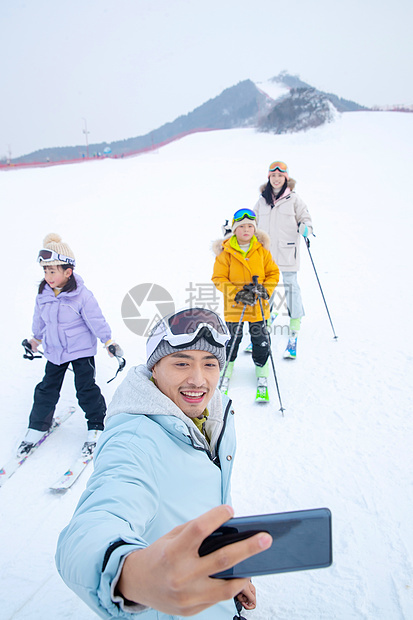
[1,0,412,158]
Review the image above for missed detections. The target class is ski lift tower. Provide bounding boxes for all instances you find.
[82,118,90,158]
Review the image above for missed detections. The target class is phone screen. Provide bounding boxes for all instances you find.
[198,507,332,578]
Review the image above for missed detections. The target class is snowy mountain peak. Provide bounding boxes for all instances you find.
[255,78,290,103]
[259,87,338,134]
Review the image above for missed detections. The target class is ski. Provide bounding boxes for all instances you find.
[256,379,269,403]
[0,406,75,488]
[256,387,269,403]
[50,454,92,491]
[220,376,230,396]
[284,336,297,359]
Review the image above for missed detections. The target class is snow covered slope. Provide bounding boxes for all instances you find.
[255,78,290,101]
[0,110,412,619]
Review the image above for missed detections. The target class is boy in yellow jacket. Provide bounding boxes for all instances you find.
[212,209,279,400]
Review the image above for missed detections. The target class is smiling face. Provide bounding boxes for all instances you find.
[151,349,221,418]
[269,171,286,191]
[235,222,255,245]
[43,265,72,289]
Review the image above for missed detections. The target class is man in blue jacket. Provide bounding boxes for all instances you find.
[56,308,272,619]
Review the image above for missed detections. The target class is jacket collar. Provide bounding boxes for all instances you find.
[37,273,84,302]
[212,229,271,256]
[229,234,257,257]
[272,186,291,205]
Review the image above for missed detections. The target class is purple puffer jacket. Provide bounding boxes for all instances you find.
[32,274,112,365]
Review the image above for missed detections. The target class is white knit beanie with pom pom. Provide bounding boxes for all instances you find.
[38,233,76,267]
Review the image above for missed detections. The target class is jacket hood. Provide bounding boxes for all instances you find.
[260,177,296,194]
[211,229,271,256]
[39,272,85,299]
[106,364,228,452]
[73,273,84,286]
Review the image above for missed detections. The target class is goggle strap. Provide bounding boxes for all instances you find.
[38,249,75,266]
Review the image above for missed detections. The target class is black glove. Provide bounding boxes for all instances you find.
[244,282,269,300]
[234,288,256,306]
[253,283,269,300]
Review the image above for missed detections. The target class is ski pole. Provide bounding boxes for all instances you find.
[22,339,43,360]
[252,276,286,416]
[20,339,78,372]
[305,238,338,340]
[219,303,247,389]
[107,344,126,384]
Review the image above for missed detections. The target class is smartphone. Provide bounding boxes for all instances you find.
[198,507,332,578]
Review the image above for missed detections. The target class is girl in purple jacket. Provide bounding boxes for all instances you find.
[17,233,123,459]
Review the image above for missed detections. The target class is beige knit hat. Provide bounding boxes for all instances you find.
[231,208,257,234]
[38,233,76,267]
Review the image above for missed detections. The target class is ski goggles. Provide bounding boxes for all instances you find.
[232,208,257,225]
[268,161,288,174]
[37,249,76,267]
[146,307,230,360]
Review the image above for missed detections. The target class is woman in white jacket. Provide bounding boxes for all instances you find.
[254,161,313,358]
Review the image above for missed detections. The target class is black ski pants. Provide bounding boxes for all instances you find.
[226,320,270,367]
[29,357,106,432]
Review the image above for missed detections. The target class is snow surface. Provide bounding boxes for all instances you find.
[255,78,290,102]
[0,111,412,619]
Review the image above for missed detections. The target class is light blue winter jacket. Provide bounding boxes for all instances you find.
[56,365,238,619]
[32,273,112,365]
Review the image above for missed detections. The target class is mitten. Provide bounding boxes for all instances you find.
[298,222,311,238]
[254,283,269,300]
[234,288,256,306]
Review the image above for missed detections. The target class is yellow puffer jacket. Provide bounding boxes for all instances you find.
[212,230,280,323]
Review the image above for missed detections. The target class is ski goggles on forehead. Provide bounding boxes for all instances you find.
[268,161,288,174]
[37,249,76,267]
[232,208,257,224]
[146,308,230,359]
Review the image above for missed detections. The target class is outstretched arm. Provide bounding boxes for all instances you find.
[117,504,272,617]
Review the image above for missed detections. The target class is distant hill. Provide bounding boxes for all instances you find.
[259,87,337,133]
[9,73,369,165]
[11,79,267,164]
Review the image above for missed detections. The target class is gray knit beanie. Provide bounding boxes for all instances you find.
[147,336,226,371]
